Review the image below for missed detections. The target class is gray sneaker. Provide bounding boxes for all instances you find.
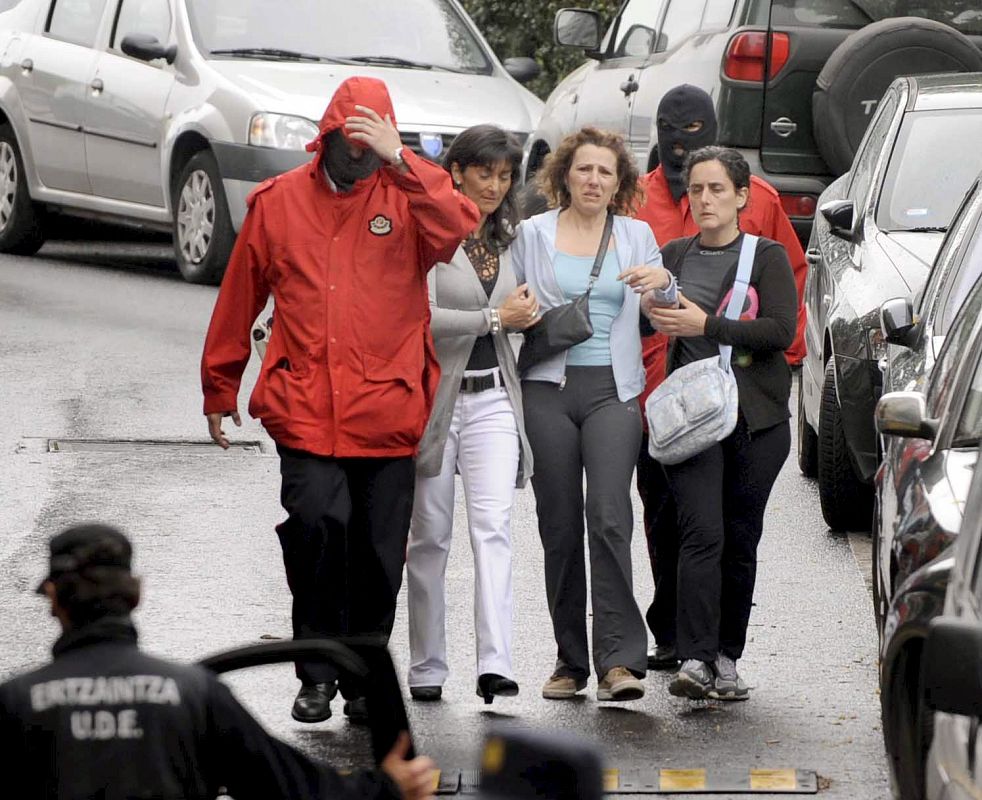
[669,659,713,700]
[709,654,749,701]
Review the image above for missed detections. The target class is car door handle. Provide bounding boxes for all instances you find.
[90,77,104,93]
[19,58,32,74]
[620,77,639,95]
[806,248,822,265]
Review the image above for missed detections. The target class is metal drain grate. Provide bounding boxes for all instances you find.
[46,438,265,455]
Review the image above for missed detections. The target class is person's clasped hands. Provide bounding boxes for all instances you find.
[645,291,709,337]
[497,283,541,331]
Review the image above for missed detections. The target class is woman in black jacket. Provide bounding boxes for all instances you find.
[645,146,796,702]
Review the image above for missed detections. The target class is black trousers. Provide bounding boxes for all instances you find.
[663,418,790,663]
[522,367,647,680]
[276,444,415,687]
[636,435,679,647]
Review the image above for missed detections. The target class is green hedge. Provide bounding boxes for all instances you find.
[460,0,621,98]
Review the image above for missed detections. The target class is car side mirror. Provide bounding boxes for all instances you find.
[875,391,938,440]
[880,297,917,347]
[555,8,602,52]
[821,199,855,241]
[121,33,177,65]
[503,56,541,85]
[923,618,982,718]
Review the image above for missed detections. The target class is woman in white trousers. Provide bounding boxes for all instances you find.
[406,125,538,704]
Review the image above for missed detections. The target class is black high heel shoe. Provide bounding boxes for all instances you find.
[476,673,519,705]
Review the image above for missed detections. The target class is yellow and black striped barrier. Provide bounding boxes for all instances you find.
[433,767,818,794]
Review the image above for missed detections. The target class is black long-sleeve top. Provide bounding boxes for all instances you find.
[661,233,796,432]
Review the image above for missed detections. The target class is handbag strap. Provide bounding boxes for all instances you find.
[718,234,758,370]
[586,213,615,290]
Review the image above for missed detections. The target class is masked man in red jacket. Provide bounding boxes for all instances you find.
[201,77,479,723]
[634,85,807,670]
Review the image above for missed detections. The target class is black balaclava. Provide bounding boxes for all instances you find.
[656,85,718,202]
[323,128,382,192]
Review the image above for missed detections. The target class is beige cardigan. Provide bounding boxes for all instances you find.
[415,244,533,487]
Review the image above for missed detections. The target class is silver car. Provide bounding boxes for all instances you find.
[0,0,543,283]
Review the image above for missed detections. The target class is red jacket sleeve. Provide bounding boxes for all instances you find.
[759,192,808,365]
[386,149,480,269]
[200,194,272,415]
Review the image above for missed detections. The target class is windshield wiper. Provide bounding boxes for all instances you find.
[345,55,465,73]
[898,226,948,233]
[209,48,343,62]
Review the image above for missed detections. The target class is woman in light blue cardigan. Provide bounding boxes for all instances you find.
[512,127,676,703]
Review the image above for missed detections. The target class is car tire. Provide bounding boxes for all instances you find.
[883,644,932,800]
[172,150,235,285]
[797,373,818,478]
[0,125,45,256]
[817,356,872,531]
[812,17,982,176]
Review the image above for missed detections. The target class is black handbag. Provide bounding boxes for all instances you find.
[517,213,614,373]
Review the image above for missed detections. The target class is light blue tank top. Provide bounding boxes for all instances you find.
[553,249,624,366]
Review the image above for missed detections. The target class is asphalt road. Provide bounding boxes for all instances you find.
[0,236,890,798]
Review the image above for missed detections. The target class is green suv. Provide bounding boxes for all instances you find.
[526,0,982,243]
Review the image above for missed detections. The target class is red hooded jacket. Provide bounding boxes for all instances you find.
[201,77,480,457]
[634,166,808,413]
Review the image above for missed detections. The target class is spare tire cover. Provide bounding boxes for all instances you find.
[812,17,982,176]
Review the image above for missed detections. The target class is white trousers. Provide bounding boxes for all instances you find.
[406,379,519,687]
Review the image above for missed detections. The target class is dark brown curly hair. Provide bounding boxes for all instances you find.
[535,127,643,215]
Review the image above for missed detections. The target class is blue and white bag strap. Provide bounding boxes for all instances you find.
[718,234,758,370]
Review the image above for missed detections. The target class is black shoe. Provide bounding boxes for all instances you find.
[647,643,680,671]
[291,683,337,723]
[343,696,369,724]
[476,673,519,705]
[409,685,442,702]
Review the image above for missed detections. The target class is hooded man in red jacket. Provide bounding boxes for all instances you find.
[201,76,479,723]
[633,85,808,670]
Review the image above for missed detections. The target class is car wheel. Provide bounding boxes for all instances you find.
[818,356,872,531]
[172,150,235,285]
[883,644,932,800]
[813,17,982,176]
[797,373,818,478]
[0,125,45,255]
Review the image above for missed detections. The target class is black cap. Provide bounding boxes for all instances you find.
[36,523,133,594]
[478,728,605,800]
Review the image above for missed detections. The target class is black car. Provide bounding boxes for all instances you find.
[797,72,982,531]
[873,173,982,630]
[875,272,982,799]
[528,0,982,243]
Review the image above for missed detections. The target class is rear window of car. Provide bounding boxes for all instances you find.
[771,0,982,35]
[876,109,982,232]
[187,0,492,75]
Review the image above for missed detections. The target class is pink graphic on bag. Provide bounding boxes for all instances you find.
[716,286,759,321]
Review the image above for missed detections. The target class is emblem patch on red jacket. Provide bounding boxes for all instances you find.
[368,214,393,236]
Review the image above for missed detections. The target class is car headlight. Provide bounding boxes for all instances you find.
[249,113,319,151]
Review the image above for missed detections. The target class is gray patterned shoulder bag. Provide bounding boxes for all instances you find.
[644,234,758,465]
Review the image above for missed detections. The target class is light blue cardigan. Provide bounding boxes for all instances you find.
[510,208,674,401]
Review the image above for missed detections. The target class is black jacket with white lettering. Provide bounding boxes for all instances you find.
[0,617,401,800]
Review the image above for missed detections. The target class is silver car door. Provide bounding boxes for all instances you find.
[83,0,175,206]
[573,0,667,158]
[17,0,108,193]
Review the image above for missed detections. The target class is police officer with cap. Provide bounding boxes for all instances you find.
[0,523,437,800]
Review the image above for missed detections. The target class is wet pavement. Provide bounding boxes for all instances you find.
[0,238,890,798]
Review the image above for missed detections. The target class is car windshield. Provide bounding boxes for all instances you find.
[876,109,982,233]
[185,0,493,74]
[772,0,982,34]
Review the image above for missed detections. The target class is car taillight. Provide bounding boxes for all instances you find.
[779,193,817,219]
[723,32,790,82]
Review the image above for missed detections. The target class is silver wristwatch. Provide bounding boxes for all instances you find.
[489,308,501,335]
[390,146,405,166]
